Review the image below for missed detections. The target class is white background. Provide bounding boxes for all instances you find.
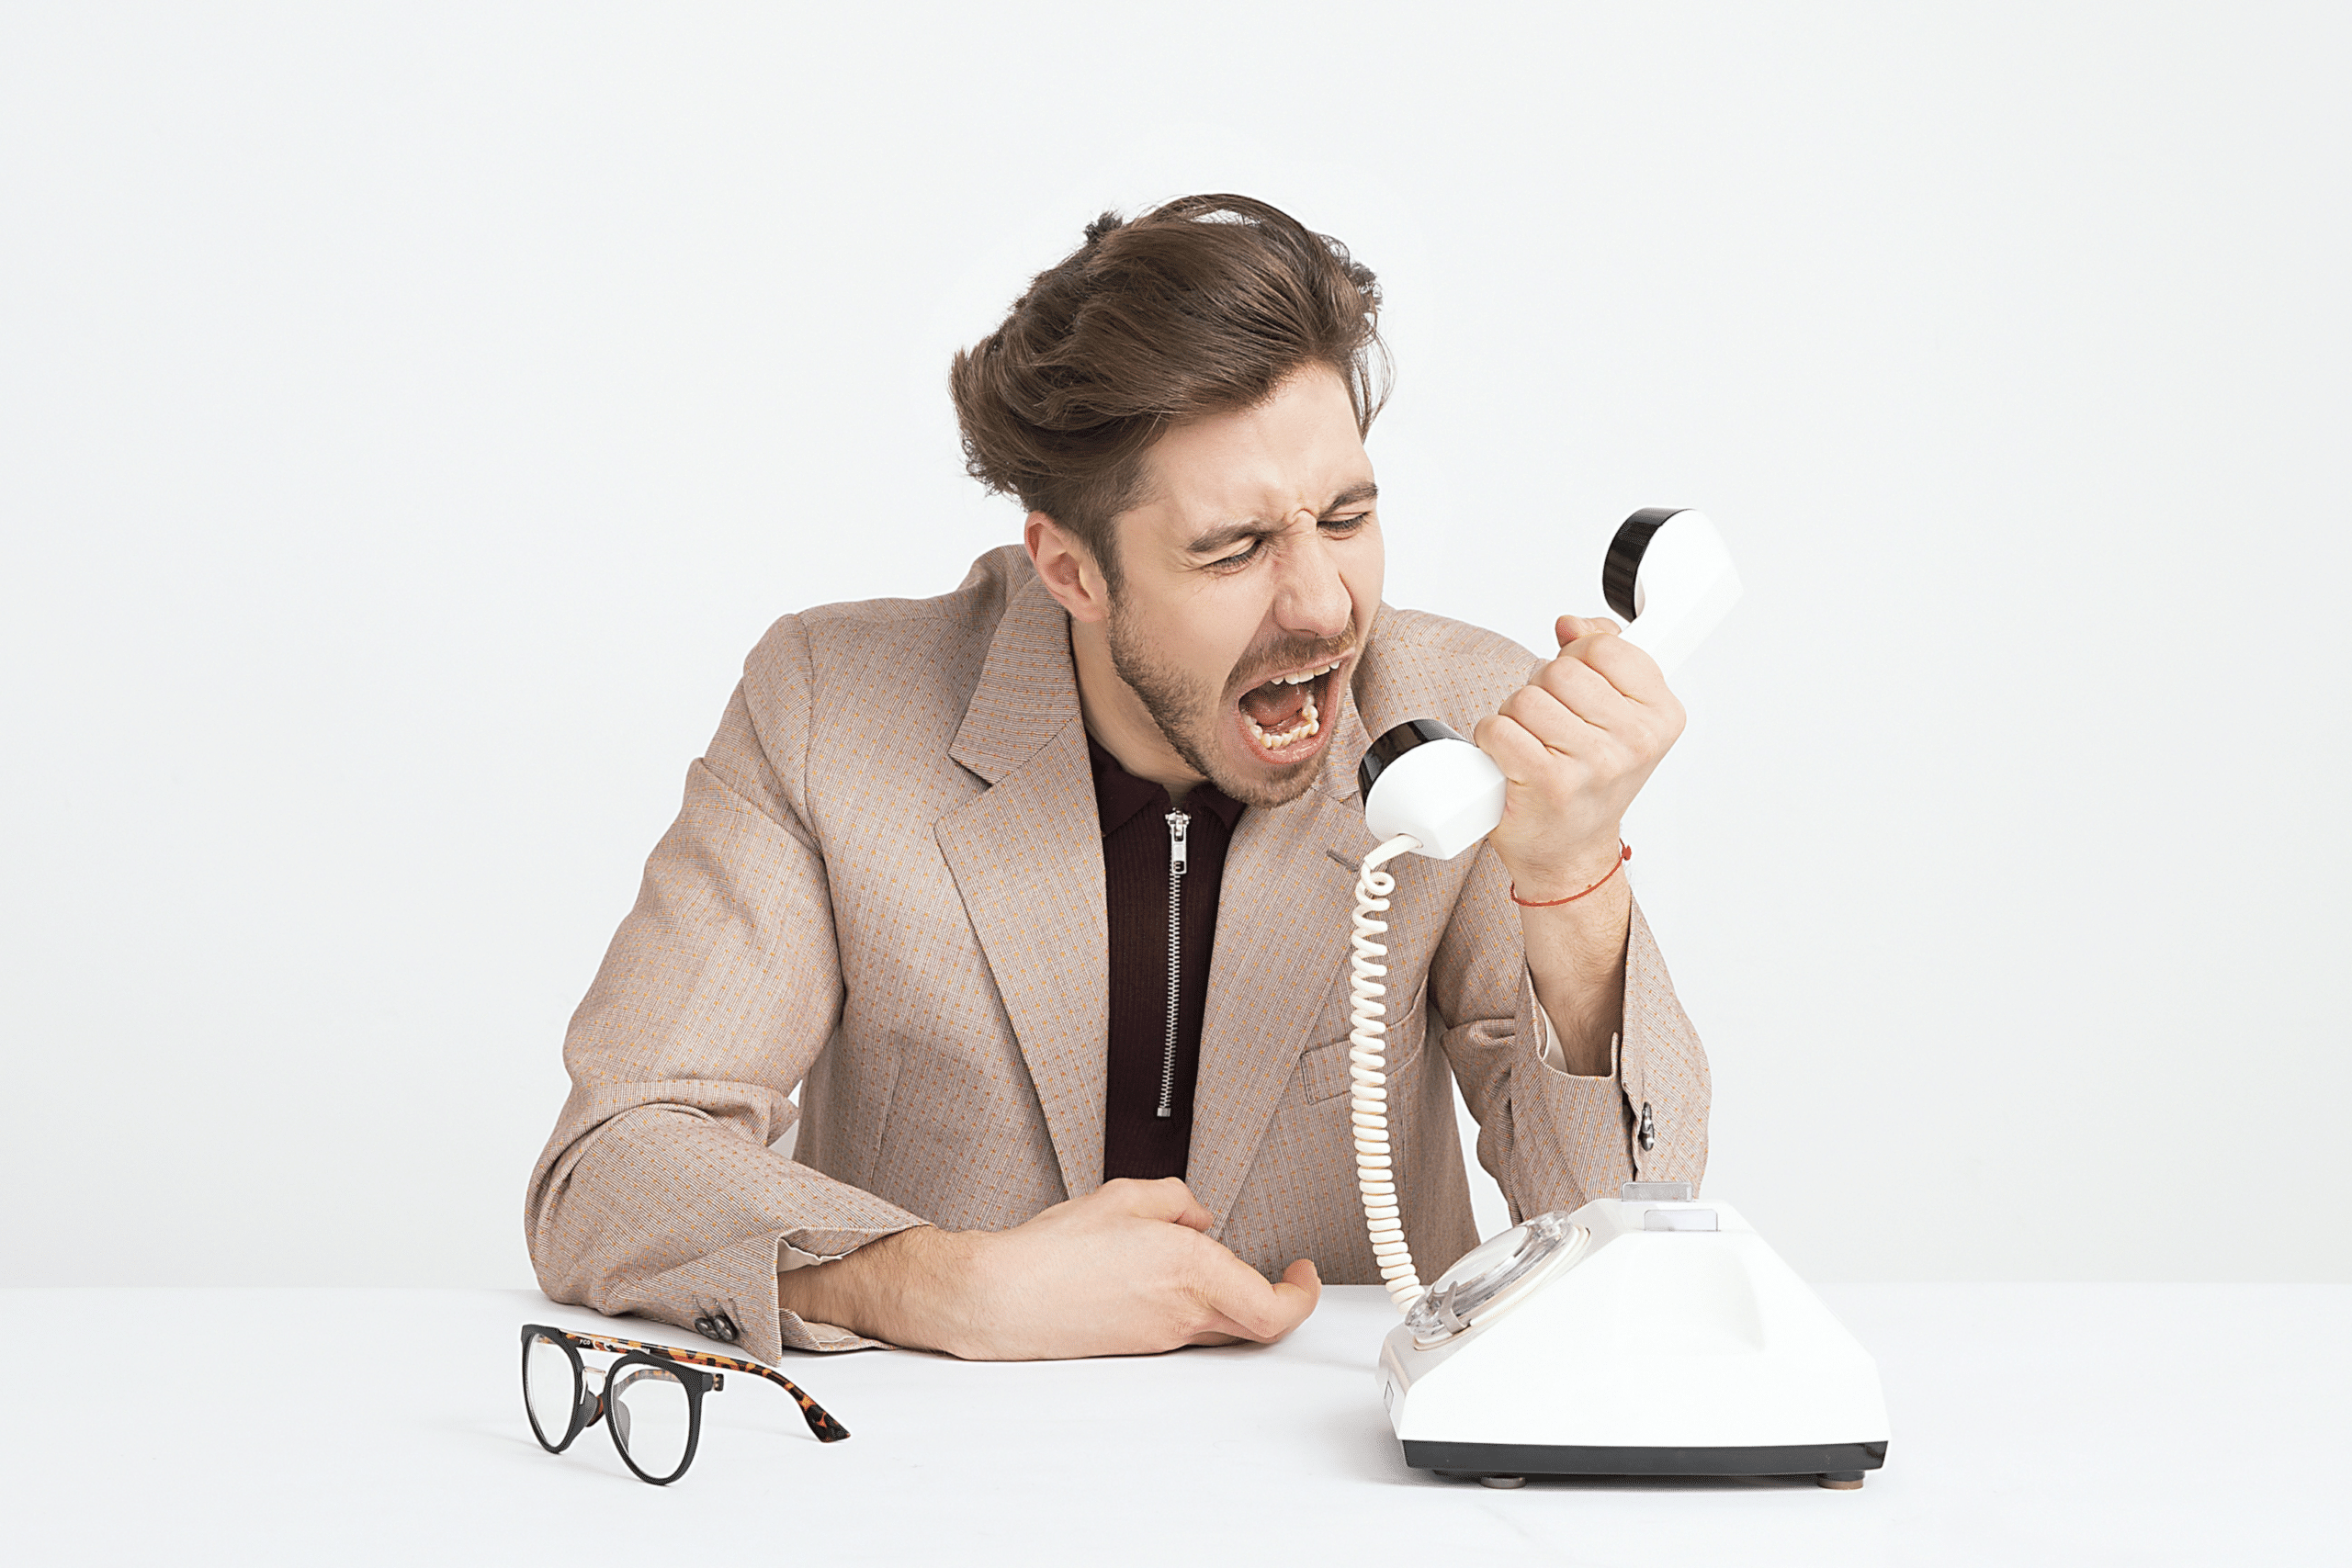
[3,4,2345,1289]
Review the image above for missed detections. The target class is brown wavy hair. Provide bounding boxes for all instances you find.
[949,194,1389,586]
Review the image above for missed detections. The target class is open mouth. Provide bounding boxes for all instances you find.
[1235,657,1346,761]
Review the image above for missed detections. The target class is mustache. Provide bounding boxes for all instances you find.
[1226,635,1357,699]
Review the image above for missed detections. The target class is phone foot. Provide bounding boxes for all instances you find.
[1478,1475,1527,1489]
[1818,1472,1865,1490]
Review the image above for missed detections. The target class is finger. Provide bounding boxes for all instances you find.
[1193,1249,1319,1343]
[1493,682,1611,758]
[1476,711,1585,784]
[1103,1176,1216,1231]
[1536,646,1645,728]
[1555,614,1622,647]
[1559,625,1668,703]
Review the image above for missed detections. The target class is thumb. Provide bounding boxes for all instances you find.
[1269,1258,1322,1325]
[1555,613,1623,648]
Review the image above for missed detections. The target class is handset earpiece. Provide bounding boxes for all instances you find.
[1357,507,1742,863]
[1604,508,1743,680]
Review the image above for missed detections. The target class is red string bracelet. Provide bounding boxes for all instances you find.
[1510,840,1632,908]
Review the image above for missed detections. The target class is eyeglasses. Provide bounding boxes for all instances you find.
[520,1323,850,1485]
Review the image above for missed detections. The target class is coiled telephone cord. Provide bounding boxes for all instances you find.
[1351,832,1427,1314]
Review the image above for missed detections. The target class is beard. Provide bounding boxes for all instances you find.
[1104,598,1355,810]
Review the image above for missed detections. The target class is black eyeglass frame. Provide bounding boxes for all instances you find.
[522,1325,719,1484]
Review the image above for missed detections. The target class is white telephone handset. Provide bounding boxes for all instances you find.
[1345,511,1891,1489]
[1358,508,1741,861]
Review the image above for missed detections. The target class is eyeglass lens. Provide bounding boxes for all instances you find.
[607,1363,694,1480]
[523,1331,581,1450]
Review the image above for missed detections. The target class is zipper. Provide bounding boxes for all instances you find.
[1157,808,1190,1119]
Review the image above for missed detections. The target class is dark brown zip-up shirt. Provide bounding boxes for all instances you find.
[1088,733,1247,1182]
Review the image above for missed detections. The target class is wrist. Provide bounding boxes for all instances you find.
[779,1224,970,1353]
[1508,834,1630,908]
[910,1226,989,1358]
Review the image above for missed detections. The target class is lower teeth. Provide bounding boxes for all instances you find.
[1247,688,1320,750]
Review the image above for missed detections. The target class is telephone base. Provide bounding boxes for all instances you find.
[1408,1438,1888,1481]
[1378,1197,1892,1487]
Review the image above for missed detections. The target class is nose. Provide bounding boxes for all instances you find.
[1270,512,1353,641]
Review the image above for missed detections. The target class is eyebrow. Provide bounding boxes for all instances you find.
[1182,482,1380,556]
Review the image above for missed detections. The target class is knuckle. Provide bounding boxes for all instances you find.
[1174,1256,1222,1316]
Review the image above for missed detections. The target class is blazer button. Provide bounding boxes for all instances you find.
[707,1312,741,1344]
[1638,1101,1657,1152]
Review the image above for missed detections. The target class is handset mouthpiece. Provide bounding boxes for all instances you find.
[1602,508,1743,678]
[1357,720,1505,862]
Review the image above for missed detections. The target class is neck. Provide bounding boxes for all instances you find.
[1069,617,1203,802]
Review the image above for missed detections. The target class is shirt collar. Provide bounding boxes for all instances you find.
[1086,731,1247,838]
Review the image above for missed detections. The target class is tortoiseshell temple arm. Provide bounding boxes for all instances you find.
[560,1328,852,1442]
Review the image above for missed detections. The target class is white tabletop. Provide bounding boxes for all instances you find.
[4,1283,2343,1565]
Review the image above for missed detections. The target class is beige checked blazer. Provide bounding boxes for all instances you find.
[526,546,1710,1362]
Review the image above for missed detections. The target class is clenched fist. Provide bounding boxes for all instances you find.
[1474,615,1686,902]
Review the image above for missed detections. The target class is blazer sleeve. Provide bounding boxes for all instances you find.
[524,615,926,1364]
[1430,843,1712,1221]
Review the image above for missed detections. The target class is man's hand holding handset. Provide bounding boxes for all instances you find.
[1476,615,1686,1077]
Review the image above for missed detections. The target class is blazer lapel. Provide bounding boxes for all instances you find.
[1184,671,1381,1237]
[933,573,1108,1203]
[933,584,1408,1221]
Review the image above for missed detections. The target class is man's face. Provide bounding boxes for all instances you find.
[1102,366,1384,809]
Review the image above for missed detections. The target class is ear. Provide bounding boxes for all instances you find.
[1024,512,1113,625]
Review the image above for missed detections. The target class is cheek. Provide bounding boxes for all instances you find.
[1152,594,1258,699]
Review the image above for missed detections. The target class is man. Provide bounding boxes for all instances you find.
[526,194,1709,1363]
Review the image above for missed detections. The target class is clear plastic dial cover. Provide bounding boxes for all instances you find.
[1404,1210,1588,1344]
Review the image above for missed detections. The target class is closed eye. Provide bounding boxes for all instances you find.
[1202,512,1372,571]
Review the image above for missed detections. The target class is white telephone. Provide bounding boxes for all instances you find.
[1346,510,1892,1490]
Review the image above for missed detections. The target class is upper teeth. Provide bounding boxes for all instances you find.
[1272,660,1341,686]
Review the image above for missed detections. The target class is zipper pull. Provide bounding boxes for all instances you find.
[1165,809,1190,875]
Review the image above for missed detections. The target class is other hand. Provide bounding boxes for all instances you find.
[1472,615,1686,900]
[776,1177,1320,1360]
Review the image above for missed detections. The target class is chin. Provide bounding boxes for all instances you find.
[1207,707,1332,809]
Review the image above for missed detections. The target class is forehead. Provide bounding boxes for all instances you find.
[1129,366,1371,535]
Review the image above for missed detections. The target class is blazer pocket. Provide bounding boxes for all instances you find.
[1278,977,1430,1108]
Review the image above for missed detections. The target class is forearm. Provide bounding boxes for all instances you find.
[774,1224,969,1356]
[529,1101,932,1360]
[1517,842,1633,1077]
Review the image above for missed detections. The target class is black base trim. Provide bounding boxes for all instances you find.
[1404,1438,1887,1478]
